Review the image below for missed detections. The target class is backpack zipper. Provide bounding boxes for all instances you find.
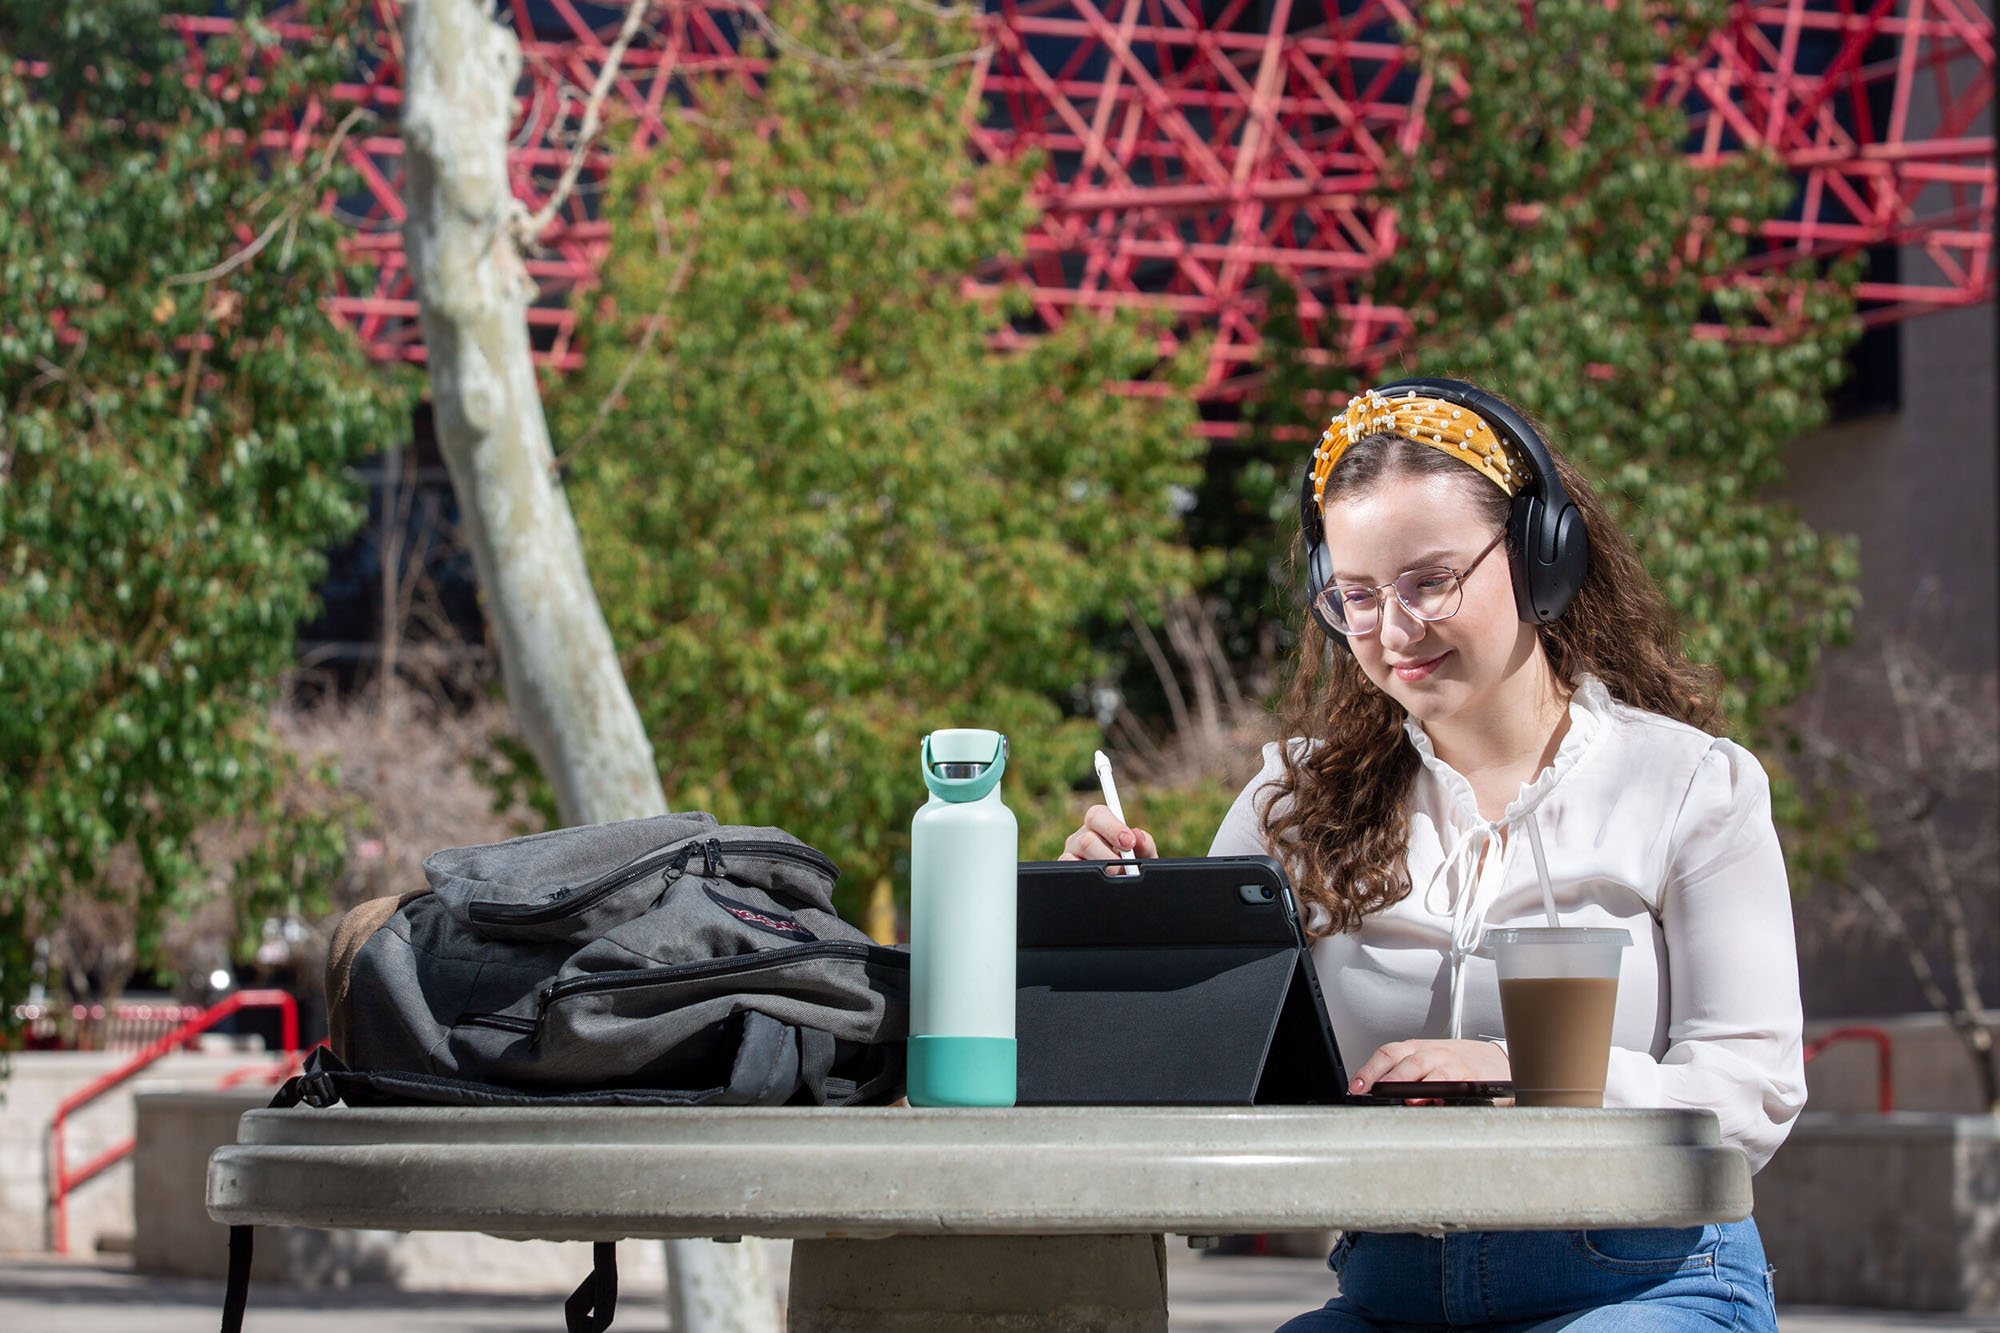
[459,1012,538,1035]
[467,839,838,926]
[712,840,841,882]
[467,841,700,925]
[535,940,906,1016]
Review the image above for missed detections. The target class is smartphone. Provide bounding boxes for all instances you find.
[1365,1080,1513,1101]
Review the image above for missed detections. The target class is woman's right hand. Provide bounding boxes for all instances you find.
[1059,804,1160,861]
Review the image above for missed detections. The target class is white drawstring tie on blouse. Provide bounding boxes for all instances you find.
[1423,805,1558,1039]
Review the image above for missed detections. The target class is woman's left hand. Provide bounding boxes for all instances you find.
[1350,1039,1511,1099]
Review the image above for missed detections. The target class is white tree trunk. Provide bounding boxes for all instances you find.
[399,0,664,828]
[398,2,781,1327]
[668,1237,790,1333]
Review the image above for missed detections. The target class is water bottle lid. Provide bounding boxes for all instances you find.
[922,730,1008,802]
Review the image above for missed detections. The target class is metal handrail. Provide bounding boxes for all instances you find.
[1802,1025,1894,1114]
[15,1000,208,1051]
[46,988,301,1254]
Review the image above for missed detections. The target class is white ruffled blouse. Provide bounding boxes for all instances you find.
[1207,673,1807,1173]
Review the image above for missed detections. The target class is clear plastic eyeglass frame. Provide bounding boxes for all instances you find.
[1317,528,1508,636]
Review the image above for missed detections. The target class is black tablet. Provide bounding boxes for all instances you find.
[1015,856,1348,1105]
[1015,857,1511,1107]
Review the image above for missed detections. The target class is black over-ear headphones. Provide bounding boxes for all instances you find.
[1299,377,1590,646]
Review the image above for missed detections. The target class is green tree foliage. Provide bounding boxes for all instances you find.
[0,1,410,1029]
[1379,0,1861,723]
[550,6,1206,910]
[1201,267,1324,672]
[1243,0,1862,869]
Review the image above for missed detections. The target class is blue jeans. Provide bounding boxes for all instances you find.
[1275,1219,1778,1333]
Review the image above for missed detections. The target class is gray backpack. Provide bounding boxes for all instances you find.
[337,812,910,1107]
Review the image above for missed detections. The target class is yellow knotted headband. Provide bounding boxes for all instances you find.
[1310,387,1532,507]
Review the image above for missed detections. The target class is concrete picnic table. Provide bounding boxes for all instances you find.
[206,1103,1751,1332]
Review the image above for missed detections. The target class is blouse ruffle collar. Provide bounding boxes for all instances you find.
[1401,672,1614,823]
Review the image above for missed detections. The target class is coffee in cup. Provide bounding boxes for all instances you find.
[1487,926,1632,1108]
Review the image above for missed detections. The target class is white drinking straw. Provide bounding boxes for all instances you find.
[1524,814,1559,927]
[1092,750,1137,862]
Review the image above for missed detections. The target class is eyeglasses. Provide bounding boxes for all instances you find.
[1317,529,1508,636]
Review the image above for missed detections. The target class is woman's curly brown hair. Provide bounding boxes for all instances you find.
[1263,409,1719,939]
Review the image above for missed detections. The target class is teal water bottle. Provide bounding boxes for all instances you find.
[907,728,1017,1107]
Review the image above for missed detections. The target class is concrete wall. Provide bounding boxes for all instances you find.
[0,1050,274,1256]
[1781,303,1999,676]
[133,1088,288,1281]
[1756,1112,2000,1312]
[1780,295,1999,1022]
[1803,1013,2000,1114]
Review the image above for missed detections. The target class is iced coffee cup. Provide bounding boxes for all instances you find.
[1487,926,1632,1108]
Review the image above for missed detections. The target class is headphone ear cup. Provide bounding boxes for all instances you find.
[1299,467,1349,651]
[1508,493,1590,624]
[1507,494,1539,624]
[1304,537,1350,650]
[1546,502,1590,620]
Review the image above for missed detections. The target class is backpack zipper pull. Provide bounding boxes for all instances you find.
[530,983,557,1050]
[703,838,725,878]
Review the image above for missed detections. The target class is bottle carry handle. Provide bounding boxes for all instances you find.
[920,734,1008,801]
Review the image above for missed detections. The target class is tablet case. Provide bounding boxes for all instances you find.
[1015,857,1351,1105]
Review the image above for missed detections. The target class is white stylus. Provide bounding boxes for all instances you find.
[1092,749,1137,861]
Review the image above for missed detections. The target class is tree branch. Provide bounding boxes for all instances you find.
[18,332,95,422]
[1162,597,1219,740]
[890,0,983,18]
[169,105,374,286]
[1879,636,1995,1028]
[1845,874,1961,1027]
[730,0,992,89]
[1195,596,1247,718]
[552,177,717,472]
[1109,703,1169,776]
[512,0,653,246]
[177,338,207,419]
[1126,599,1190,743]
[170,210,293,288]
[505,0,985,255]
[1862,627,2000,1109]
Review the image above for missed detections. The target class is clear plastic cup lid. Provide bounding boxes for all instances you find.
[1485,927,1633,948]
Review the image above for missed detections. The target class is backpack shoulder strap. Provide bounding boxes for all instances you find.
[565,1242,619,1333]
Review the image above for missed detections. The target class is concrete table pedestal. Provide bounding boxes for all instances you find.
[790,1234,1167,1333]
[208,1105,1751,1330]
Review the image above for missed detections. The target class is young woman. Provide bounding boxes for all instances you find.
[1062,378,1803,1331]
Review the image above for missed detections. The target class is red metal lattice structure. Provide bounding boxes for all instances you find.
[170,1,1992,415]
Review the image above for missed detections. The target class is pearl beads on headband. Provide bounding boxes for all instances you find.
[1310,387,1529,505]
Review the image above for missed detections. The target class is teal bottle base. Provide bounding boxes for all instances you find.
[906,1035,1016,1107]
